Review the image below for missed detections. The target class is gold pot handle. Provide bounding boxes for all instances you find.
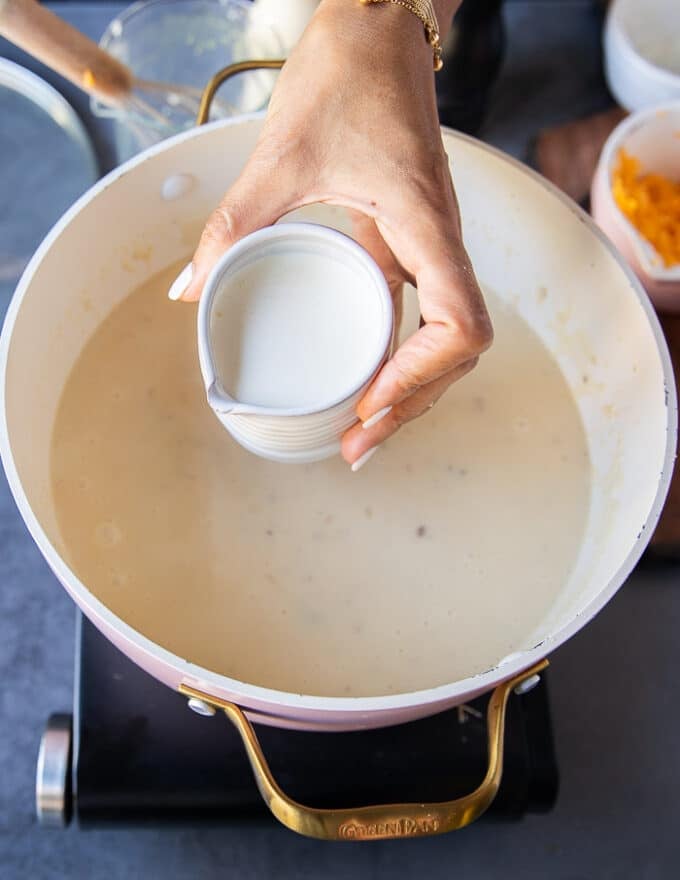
[196,59,286,126]
[179,658,548,840]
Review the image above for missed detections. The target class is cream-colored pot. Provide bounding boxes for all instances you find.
[0,116,676,839]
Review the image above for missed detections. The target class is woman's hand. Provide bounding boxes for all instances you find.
[172,0,493,468]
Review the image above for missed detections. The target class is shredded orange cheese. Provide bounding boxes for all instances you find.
[611,148,680,268]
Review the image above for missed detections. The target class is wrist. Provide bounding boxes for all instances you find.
[317,1,462,39]
[318,3,429,75]
[315,0,438,72]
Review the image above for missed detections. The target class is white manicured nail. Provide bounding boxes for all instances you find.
[351,446,378,472]
[362,405,392,430]
[168,263,193,301]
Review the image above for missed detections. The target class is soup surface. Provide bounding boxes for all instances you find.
[51,262,591,697]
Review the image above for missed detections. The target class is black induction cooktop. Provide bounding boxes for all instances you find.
[36,612,559,828]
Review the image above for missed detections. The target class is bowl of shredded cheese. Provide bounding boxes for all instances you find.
[591,102,680,312]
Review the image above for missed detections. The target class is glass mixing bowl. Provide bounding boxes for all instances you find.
[93,0,282,163]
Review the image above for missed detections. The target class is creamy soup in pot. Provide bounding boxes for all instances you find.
[50,261,591,697]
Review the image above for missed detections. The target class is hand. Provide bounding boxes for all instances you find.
[172,0,493,468]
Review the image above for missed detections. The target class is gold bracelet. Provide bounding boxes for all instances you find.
[360,0,443,71]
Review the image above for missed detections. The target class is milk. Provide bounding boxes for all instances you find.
[209,249,385,409]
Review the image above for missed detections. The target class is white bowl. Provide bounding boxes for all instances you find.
[604,0,680,111]
[591,102,680,311]
[197,223,393,462]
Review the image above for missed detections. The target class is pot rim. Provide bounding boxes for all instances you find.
[1,114,676,714]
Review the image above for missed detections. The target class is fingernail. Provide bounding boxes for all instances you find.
[351,446,379,473]
[168,263,193,301]
[362,405,392,430]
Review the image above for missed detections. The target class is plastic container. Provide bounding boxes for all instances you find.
[591,102,680,312]
[197,223,393,462]
[604,0,680,112]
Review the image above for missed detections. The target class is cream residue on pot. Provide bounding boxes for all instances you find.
[50,261,591,698]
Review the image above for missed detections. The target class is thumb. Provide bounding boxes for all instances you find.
[168,162,296,303]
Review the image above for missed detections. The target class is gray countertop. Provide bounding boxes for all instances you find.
[1,2,679,878]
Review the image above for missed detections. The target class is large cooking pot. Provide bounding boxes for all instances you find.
[0,68,676,838]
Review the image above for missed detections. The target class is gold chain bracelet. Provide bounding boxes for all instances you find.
[360,0,443,71]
